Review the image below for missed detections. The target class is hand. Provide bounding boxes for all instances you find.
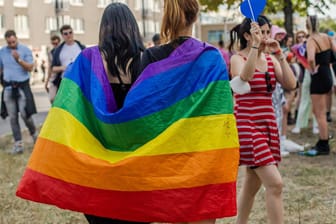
[265,39,281,54]
[11,50,20,61]
[249,22,262,47]
[309,65,320,75]
[44,81,49,92]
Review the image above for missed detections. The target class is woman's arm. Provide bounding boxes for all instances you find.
[272,53,297,90]
[306,38,317,74]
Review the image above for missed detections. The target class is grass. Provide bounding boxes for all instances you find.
[0,120,335,224]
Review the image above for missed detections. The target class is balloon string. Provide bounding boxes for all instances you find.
[247,0,256,21]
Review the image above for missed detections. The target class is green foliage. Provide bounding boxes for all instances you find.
[319,17,336,32]
[199,0,336,16]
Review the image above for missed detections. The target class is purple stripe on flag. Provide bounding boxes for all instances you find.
[132,38,214,89]
[82,47,117,112]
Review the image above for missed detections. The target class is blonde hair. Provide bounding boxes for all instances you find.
[295,30,306,43]
[160,0,199,43]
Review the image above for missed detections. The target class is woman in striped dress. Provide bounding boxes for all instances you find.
[228,16,297,224]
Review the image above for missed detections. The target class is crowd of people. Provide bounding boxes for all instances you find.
[0,0,334,223]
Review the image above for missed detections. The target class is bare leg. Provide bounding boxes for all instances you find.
[311,94,328,139]
[254,165,284,224]
[236,167,262,224]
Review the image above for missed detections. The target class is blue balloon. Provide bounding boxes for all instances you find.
[240,0,267,21]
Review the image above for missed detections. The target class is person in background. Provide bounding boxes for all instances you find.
[271,27,303,154]
[291,30,319,135]
[51,24,85,90]
[229,15,296,224]
[0,30,38,154]
[31,53,39,85]
[218,39,231,73]
[271,25,286,46]
[152,33,161,46]
[40,59,46,82]
[45,34,61,103]
[304,15,335,156]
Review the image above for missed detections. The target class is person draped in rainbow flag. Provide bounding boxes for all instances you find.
[16,1,240,223]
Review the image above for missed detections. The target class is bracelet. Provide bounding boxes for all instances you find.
[251,46,259,49]
[272,49,282,55]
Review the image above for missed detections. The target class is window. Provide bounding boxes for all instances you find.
[111,0,125,3]
[14,15,29,38]
[13,0,28,7]
[45,17,58,33]
[97,0,111,8]
[0,0,4,6]
[55,0,70,11]
[0,14,5,37]
[70,0,83,6]
[136,0,154,10]
[58,15,71,27]
[70,18,84,33]
[145,20,155,34]
[208,30,224,43]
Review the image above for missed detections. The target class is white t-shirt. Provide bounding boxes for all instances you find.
[59,43,82,67]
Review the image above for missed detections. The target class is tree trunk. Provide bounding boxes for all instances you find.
[283,0,294,36]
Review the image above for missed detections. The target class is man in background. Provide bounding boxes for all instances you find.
[0,30,37,154]
[45,34,60,103]
[152,33,161,46]
[51,25,85,90]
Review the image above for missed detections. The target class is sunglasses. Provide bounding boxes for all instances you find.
[51,41,59,46]
[62,31,73,36]
[265,72,273,92]
[297,35,305,39]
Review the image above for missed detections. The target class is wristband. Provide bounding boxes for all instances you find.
[251,46,259,50]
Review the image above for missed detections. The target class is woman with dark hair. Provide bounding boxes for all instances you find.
[84,3,147,224]
[305,15,336,155]
[229,16,296,224]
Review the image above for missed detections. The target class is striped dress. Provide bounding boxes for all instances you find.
[234,54,280,166]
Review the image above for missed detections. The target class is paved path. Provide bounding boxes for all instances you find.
[0,82,50,136]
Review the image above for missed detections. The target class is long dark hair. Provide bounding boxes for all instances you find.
[307,15,318,33]
[98,3,144,81]
[228,15,271,52]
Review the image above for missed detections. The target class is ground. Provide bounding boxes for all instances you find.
[0,115,335,224]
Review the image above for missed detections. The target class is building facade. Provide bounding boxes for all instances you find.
[0,0,164,49]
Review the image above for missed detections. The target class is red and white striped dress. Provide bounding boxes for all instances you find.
[234,54,280,167]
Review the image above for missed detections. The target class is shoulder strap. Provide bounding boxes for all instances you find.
[311,38,322,51]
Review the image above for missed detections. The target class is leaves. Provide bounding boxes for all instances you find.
[199,0,336,15]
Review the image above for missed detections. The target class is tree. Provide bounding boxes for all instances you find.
[199,0,336,36]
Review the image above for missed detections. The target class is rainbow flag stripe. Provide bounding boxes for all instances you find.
[17,38,240,222]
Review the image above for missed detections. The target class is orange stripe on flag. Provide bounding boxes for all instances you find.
[28,138,239,191]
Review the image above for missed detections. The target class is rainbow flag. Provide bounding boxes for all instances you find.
[16,38,239,222]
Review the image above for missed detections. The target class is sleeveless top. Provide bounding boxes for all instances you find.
[234,54,281,166]
[310,38,333,94]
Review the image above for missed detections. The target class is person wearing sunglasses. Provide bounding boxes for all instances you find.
[45,34,61,103]
[228,15,297,224]
[51,24,85,91]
